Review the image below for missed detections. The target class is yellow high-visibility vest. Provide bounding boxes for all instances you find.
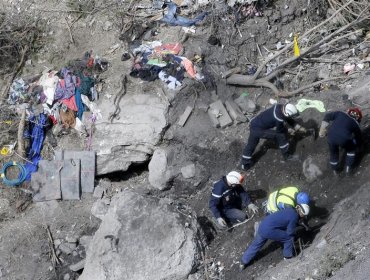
[267,186,299,213]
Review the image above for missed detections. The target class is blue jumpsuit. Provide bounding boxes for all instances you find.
[209,176,251,223]
[324,111,362,170]
[241,208,299,265]
[242,104,296,166]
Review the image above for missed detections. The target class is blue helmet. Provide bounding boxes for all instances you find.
[297,192,310,205]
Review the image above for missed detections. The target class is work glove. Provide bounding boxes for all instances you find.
[294,124,307,133]
[248,203,259,214]
[288,128,296,135]
[217,217,227,228]
[319,121,329,137]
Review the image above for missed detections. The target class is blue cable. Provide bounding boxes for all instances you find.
[0,161,27,187]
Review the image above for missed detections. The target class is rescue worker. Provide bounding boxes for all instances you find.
[209,171,259,229]
[239,204,310,270]
[319,107,362,175]
[265,186,310,214]
[241,103,306,170]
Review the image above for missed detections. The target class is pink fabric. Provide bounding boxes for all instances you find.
[62,95,78,111]
[154,43,183,55]
[181,57,197,78]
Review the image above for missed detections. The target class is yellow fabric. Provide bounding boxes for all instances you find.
[267,186,299,213]
[293,35,300,57]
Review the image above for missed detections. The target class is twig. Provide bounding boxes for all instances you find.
[64,17,75,45]
[45,225,61,266]
[227,213,255,230]
[17,109,26,158]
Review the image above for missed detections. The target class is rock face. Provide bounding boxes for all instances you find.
[93,93,168,175]
[302,156,324,182]
[80,190,199,280]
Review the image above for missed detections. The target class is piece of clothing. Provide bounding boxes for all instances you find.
[38,70,59,105]
[296,99,326,113]
[324,111,362,170]
[242,104,296,164]
[74,88,84,120]
[209,176,251,221]
[24,113,47,181]
[241,208,299,265]
[60,108,76,128]
[267,186,299,214]
[55,68,79,100]
[8,78,29,105]
[62,95,78,112]
[158,70,182,90]
[161,3,208,27]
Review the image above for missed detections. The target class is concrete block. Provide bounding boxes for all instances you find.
[55,150,96,193]
[177,106,193,127]
[93,185,105,199]
[225,99,248,123]
[207,108,220,128]
[209,100,233,128]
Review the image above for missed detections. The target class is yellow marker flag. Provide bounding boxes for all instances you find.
[293,34,300,57]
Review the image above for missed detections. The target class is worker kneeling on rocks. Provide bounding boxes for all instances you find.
[264,186,310,214]
[209,171,258,229]
[241,103,306,171]
[239,204,310,270]
[319,107,363,175]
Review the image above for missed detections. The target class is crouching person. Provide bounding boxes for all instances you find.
[209,171,258,229]
[239,204,310,270]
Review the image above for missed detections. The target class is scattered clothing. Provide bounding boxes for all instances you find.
[8,78,29,105]
[55,68,79,100]
[158,71,182,90]
[62,95,78,112]
[38,70,59,105]
[161,2,208,27]
[296,99,326,113]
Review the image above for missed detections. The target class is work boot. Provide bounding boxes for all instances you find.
[282,153,299,162]
[241,163,251,171]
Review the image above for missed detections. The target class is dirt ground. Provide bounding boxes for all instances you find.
[0,0,370,279]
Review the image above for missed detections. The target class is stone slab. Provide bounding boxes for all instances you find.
[207,108,220,128]
[177,106,193,127]
[31,160,63,202]
[60,159,81,200]
[55,150,96,193]
[209,100,233,128]
[225,99,248,123]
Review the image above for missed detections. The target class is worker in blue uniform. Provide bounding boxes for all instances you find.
[239,204,310,270]
[241,103,306,170]
[209,171,259,228]
[319,107,362,175]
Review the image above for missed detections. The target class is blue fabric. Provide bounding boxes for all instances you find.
[209,176,250,219]
[24,113,47,181]
[75,87,84,119]
[161,3,207,27]
[324,111,361,169]
[241,208,298,265]
[250,104,295,132]
[222,208,247,224]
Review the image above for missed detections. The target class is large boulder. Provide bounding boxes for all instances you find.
[93,93,168,175]
[79,190,200,280]
[148,148,177,190]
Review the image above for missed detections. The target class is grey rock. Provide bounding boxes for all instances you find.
[302,157,323,182]
[66,236,78,244]
[79,236,93,248]
[79,190,199,280]
[234,95,256,114]
[181,164,196,179]
[59,243,77,255]
[93,94,168,175]
[93,186,105,199]
[148,148,174,190]
[63,273,70,280]
[91,200,109,220]
[69,259,86,272]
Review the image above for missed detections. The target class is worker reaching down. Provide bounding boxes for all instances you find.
[240,204,310,271]
[209,171,258,229]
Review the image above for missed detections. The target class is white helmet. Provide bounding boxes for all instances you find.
[226,171,244,186]
[283,103,299,117]
[297,204,310,216]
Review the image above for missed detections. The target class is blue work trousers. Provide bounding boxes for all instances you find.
[222,208,247,224]
[242,128,289,164]
[241,230,294,265]
[328,139,356,170]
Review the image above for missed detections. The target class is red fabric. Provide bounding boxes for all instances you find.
[62,95,78,111]
[154,43,183,55]
[49,115,57,125]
